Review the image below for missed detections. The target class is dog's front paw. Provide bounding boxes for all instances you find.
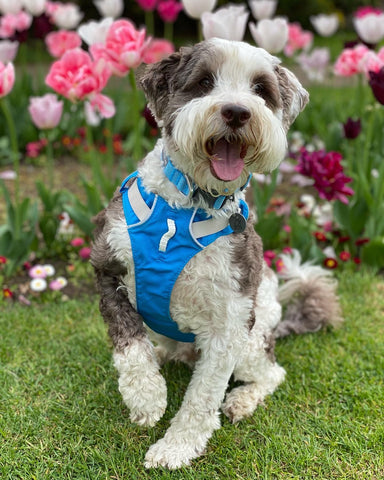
[119,371,167,427]
[144,437,204,469]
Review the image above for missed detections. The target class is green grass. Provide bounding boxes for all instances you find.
[1,270,384,479]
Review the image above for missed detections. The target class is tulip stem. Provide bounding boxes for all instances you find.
[145,10,155,36]
[0,98,20,204]
[164,22,173,43]
[128,68,142,163]
[198,21,203,42]
[45,133,55,191]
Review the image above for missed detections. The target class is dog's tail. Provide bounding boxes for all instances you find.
[274,250,343,339]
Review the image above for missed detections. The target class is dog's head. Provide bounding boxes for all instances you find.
[140,38,308,196]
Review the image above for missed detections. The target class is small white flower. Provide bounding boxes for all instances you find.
[30,278,47,292]
[43,264,55,277]
[56,277,68,288]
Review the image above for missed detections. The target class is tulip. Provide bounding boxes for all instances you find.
[45,30,82,58]
[342,117,361,139]
[157,0,183,23]
[353,13,384,45]
[202,5,249,42]
[0,61,15,97]
[78,18,113,46]
[22,0,46,16]
[142,38,174,64]
[355,6,383,18]
[249,17,289,54]
[28,94,63,129]
[310,14,339,37]
[334,44,370,77]
[368,67,384,104]
[181,0,216,19]
[249,0,277,20]
[284,22,313,57]
[94,0,124,19]
[50,3,83,30]
[0,40,19,63]
[90,19,149,76]
[135,0,158,11]
[0,0,23,15]
[297,47,330,82]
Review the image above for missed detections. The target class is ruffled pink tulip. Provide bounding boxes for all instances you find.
[0,40,19,63]
[28,93,63,129]
[284,22,313,57]
[45,48,111,102]
[334,44,370,77]
[142,38,174,63]
[157,1,183,23]
[45,30,82,58]
[88,92,116,119]
[0,61,15,97]
[202,5,249,42]
[359,49,384,78]
[90,19,149,76]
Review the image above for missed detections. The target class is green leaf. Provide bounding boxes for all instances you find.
[361,237,384,269]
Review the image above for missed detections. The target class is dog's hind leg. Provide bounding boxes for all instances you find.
[222,267,286,423]
[91,211,167,427]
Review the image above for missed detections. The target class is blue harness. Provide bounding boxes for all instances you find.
[120,168,249,343]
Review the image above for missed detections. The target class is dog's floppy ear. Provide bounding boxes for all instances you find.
[139,47,192,123]
[275,65,309,131]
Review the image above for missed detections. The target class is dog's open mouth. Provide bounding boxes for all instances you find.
[206,138,248,181]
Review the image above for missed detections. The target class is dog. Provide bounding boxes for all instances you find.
[90,38,342,469]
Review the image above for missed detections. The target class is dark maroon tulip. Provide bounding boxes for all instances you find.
[343,117,362,139]
[369,67,384,105]
[142,105,158,128]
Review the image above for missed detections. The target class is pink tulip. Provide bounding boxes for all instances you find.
[28,94,63,129]
[45,30,82,58]
[359,49,384,78]
[135,0,158,12]
[45,48,111,102]
[90,19,149,77]
[284,22,313,57]
[0,61,15,97]
[157,1,183,23]
[334,44,370,77]
[88,92,116,119]
[142,38,174,64]
[0,40,19,63]
[354,6,383,19]
[0,11,33,38]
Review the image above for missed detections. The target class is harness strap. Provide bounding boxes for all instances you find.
[128,176,151,221]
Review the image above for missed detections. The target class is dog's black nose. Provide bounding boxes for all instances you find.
[221,104,251,129]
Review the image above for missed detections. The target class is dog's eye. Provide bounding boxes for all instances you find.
[252,83,265,96]
[199,76,214,91]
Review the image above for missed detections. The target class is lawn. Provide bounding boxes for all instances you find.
[1,269,383,479]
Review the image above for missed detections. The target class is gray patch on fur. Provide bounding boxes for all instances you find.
[91,192,147,352]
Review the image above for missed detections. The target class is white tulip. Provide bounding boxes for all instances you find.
[22,0,46,16]
[202,5,249,42]
[0,0,23,14]
[78,17,113,46]
[51,3,83,30]
[249,17,288,54]
[310,14,339,37]
[93,0,123,19]
[353,13,384,44]
[181,0,217,19]
[249,0,277,20]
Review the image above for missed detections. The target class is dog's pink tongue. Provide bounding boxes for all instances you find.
[210,139,244,181]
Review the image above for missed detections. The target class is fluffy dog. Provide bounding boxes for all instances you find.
[91,38,342,469]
